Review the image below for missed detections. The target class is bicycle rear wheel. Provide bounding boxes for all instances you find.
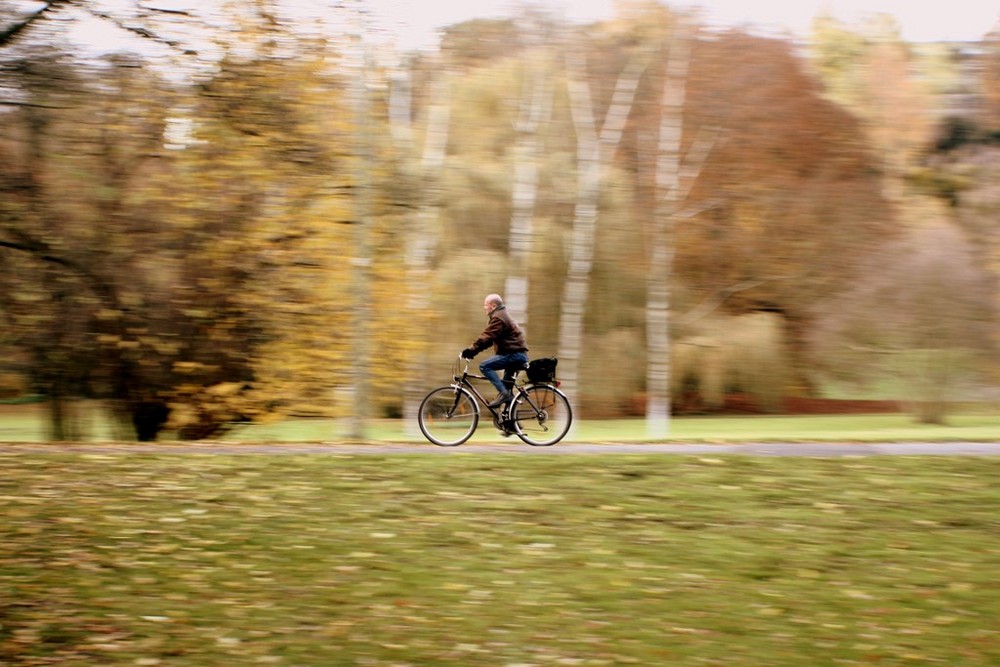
[511,384,572,446]
[418,386,479,446]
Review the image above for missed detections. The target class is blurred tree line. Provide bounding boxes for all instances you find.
[0,0,997,440]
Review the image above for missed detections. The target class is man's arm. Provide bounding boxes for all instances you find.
[465,317,503,356]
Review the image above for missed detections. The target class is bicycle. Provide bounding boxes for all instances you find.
[417,356,573,447]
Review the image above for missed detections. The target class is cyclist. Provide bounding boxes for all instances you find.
[461,293,529,408]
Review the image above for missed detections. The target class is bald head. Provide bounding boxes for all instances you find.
[483,294,504,315]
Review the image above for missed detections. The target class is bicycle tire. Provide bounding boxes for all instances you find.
[418,386,479,446]
[511,384,572,446]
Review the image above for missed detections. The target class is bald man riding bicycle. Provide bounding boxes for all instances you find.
[461,294,529,408]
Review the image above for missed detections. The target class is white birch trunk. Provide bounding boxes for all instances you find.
[396,63,451,432]
[504,50,553,334]
[558,50,647,402]
[346,6,373,440]
[647,25,713,438]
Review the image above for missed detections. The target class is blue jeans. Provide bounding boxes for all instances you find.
[480,352,529,394]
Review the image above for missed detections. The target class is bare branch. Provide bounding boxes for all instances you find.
[0,231,121,309]
[0,98,71,108]
[139,2,191,16]
[0,1,73,48]
[86,8,187,51]
[674,197,723,219]
[677,279,769,325]
[1,0,198,54]
[673,126,724,203]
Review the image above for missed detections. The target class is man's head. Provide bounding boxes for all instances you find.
[483,293,504,315]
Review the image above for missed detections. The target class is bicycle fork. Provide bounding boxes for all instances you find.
[445,384,464,419]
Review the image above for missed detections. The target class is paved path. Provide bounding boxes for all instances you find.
[3,442,1000,456]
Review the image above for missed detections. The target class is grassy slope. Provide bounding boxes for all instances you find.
[5,402,1000,444]
[2,454,999,666]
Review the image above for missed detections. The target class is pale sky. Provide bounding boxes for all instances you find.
[372,0,1000,49]
[12,0,1000,54]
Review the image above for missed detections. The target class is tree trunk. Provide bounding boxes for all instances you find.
[505,45,553,333]
[646,25,717,437]
[559,50,647,402]
[347,9,373,440]
[898,348,956,426]
[47,391,69,442]
[646,27,692,438]
[395,61,452,432]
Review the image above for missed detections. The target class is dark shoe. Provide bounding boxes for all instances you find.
[492,414,514,437]
[488,390,511,409]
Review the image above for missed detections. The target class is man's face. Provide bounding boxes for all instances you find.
[483,299,495,315]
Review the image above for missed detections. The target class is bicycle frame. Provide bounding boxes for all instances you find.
[452,359,524,420]
[418,356,571,446]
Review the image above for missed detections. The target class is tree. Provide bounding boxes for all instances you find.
[504,18,555,335]
[669,31,896,398]
[388,53,453,428]
[558,35,650,403]
[809,222,996,423]
[809,14,936,203]
[982,27,1000,130]
[0,3,360,440]
[0,50,181,440]
[644,19,718,436]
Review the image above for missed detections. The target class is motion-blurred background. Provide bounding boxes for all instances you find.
[2,0,999,440]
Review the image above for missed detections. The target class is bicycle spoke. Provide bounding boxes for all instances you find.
[418,386,479,446]
[512,385,572,446]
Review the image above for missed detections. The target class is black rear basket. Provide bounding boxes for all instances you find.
[526,357,558,384]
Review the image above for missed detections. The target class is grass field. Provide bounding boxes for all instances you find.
[4,401,1000,444]
[2,453,999,665]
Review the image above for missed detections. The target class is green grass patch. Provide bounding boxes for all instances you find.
[224,413,1000,444]
[2,454,999,665]
[4,401,1000,443]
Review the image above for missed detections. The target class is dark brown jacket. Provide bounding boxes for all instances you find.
[470,306,528,356]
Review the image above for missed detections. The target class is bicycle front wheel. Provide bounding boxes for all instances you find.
[418,386,479,446]
[512,384,572,446]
